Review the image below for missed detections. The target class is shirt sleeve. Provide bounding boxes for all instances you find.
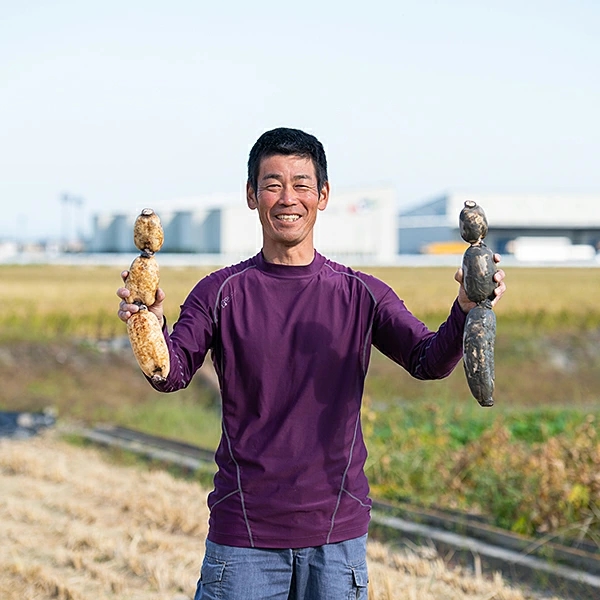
[371,284,467,380]
[148,278,217,392]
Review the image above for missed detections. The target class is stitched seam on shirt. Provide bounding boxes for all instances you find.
[213,265,257,326]
[173,346,186,388]
[222,422,255,547]
[326,410,362,544]
[323,264,378,374]
[210,489,239,508]
[210,265,258,547]
[342,488,370,508]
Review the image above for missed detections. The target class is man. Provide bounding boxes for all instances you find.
[117,127,506,599]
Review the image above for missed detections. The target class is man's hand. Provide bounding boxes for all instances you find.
[116,270,166,325]
[455,253,506,313]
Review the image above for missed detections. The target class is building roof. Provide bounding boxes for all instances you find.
[401,193,600,229]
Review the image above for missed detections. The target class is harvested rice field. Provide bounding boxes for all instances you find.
[0,432,560,600]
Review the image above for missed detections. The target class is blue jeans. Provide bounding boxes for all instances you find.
[193,535,369,600]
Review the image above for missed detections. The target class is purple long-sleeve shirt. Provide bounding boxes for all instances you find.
[151,251,466,548]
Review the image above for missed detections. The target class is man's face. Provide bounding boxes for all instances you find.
[247,154,329,259]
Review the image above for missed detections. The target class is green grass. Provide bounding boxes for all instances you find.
[111,394,223,449]
[362,397,600,539]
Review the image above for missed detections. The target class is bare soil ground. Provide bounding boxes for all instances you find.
[0,432,560,600]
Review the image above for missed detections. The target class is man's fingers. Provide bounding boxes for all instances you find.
[117,299,141,322]
[116,286,131,300]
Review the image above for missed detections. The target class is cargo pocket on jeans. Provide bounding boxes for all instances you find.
[349,561,369,599]
[196,556,226,599]
[201,557,225,584]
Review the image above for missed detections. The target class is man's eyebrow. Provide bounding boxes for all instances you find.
[260,173,314,181]
[261,173,283,181]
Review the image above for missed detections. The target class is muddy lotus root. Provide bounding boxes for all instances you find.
[125,209,170,382]
[127,307,170,382]
[459,200,497,406]
[126,254,160,307]
[133,208,165,255]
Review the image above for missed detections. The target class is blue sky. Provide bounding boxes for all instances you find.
[1,1,599,241]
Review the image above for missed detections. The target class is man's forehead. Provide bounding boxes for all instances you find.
[258,154,317,178]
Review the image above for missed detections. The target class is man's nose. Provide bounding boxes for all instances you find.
[279,186,296,204]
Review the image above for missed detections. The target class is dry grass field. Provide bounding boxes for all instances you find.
[1,263,599,339]
[0,432,561,600]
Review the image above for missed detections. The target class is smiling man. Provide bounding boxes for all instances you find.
[246,149,329,264]
[117,127,506,600]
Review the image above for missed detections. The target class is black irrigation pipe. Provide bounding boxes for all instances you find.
[79,424,600,600]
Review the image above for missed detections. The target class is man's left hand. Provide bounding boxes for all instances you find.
[455,253,506,313]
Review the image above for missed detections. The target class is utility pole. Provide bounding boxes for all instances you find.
[60,192,86,251]
[60,193,70,252]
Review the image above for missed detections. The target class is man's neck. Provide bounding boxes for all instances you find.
[261,244,315,266]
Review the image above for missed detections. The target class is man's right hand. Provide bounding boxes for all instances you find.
[116,270,166,326]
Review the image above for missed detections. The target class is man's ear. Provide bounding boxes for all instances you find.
[318,182,330,211]
[246,181,257,210]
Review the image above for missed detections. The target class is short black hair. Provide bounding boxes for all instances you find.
[247,127,328,194]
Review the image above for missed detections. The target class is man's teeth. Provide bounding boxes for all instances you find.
[276,215,300,222]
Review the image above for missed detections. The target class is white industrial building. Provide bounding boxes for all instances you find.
[399,192,600,260]
[90,190,600,263]
[90,186,397,263]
